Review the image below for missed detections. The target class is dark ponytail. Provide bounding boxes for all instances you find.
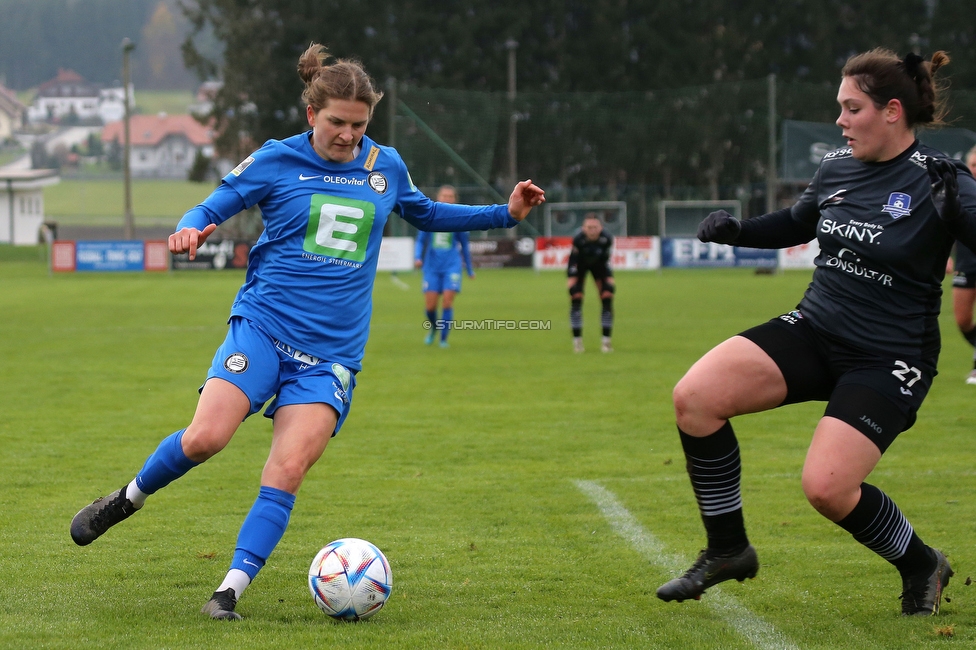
[841,48,950,127]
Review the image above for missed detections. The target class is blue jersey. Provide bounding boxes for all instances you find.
[415,231,473,275]
[177,132,516,371]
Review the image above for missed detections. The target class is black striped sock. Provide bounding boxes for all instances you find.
[836,483,934,576]
[679,421,748,553]
[570,299,582,337]
[601,298,613,336]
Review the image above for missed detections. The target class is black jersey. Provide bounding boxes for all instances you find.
[569,229,613,270]
[789,142,976,360]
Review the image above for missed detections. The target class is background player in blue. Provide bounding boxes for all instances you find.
[69,42,545,620]
[657,49,976,616]
[414,185,474,348]
[948,145,976,383]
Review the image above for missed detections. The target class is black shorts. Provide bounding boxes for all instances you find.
[568,262,613,283]
[952,271,976,289]
[738,311,935,452]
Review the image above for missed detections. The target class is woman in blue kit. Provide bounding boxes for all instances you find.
[414,185,475,348]
[69,42,545,620]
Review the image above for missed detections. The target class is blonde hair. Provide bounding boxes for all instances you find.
[297,43,383,117]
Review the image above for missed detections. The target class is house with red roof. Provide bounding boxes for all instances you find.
[27,69,129,124]
[101,113,215,179]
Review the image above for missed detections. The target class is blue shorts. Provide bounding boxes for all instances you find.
[422,270,463,294]
[206,317,356,436]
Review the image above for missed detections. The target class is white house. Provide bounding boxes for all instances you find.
[0,169,60,245]
[26,69,130,125]
[0,83,26,140]
[101,113,215,179]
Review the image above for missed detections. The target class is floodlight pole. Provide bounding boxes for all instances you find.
[122,38,135,239]
[506,39,518,191]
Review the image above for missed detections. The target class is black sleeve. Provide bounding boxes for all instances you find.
[735,207,817,249]
[943,170,976,253]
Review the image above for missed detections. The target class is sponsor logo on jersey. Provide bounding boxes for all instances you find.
[820,218,883,243]
[367,171,388,194]
[823,248,893,286]
[364,146,380,171]
[331,363,351,392]
[324,175,365,186]
[822,147,852,161]
[881,192,912,219]
[909,151,928,169]
[299,173,367,186]
[304,194,376,264]
[223,352,249,373]
[231,156,255,176]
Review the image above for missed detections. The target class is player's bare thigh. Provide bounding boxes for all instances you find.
[953,287,976,331]
[673,335,787,436]
[262,402,338,494]
[181,377,251,462]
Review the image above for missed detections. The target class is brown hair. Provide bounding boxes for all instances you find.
[841,48,950,127]
[297,43,384,116]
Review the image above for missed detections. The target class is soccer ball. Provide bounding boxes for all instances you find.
[308,538,392,621]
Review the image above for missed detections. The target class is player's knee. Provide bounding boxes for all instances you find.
[181,425,232,462]
[800,470,849,520]
[672,376,705,425]
[569,283,583,300]
[601,282,615,299]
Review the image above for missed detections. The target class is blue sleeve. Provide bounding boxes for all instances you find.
[415,231,429,262]
[175,182,247,231]
[221,140,280,209]
[391,154,517,232]
[457,232,473,275]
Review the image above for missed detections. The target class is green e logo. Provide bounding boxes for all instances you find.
[304,194,376,263]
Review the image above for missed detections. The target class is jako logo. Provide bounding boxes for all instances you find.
[859,415,882,434]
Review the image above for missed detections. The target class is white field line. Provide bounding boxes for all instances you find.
[390,273,411,290]
[575,480,800,650]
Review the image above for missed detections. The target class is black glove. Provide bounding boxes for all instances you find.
[927,157,962,224]
[697,210,741,244]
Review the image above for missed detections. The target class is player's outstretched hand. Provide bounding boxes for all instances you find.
[927,157,961,224]
[169,223,218,260]
[697,210,741,244]
[508,179,546,222]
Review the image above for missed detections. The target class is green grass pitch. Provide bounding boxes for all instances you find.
[1,247,975,648]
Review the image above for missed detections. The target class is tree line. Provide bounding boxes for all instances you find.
[0,0,205,90]
[177,0,976,215]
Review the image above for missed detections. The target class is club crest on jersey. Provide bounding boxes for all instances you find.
[223,353,249,373]
[881,192,912,219]
[367,171,388,194]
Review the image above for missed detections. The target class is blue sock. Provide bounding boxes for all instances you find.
[229,486,296,580]
[441,307,454,341]
[426,309,437,327]
[135,429,201,494]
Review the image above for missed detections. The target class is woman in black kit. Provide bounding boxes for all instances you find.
[948,145,976,383]
[656,49,976,616]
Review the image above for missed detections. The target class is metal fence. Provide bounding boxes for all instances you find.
[379,78,976,237]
